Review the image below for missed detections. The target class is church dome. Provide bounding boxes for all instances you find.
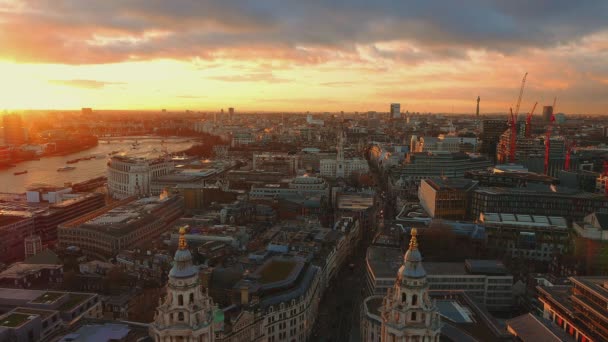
[400,228,426,278]
[169,226,198,279]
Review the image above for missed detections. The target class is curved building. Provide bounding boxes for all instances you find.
[107,156,173,199]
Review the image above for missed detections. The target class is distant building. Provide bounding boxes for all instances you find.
[480,213,570,262]
[107,155,174,199]
[390,103,401,119]
[231,132,255,147]
[410,135,478,153]
[2,114,27,146]
[390,152,492,184]
[542,105,554,122]
[479,119,508,162]
[81,107,93,116]
[320,131,369,178]
[58,195,183,259]
[0,189,105,262]
[471,186,608,221]
[253,152,299,175]
[228,107,234,121]
[418,178,478,220]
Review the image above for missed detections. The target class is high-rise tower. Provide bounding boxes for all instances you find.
[380,228,442,341]
[150,227,218,342]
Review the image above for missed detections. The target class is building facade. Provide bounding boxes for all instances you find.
[418,178,478,219]
[538,276,608,342]
[320,131,369,178]
[107,155,174,199]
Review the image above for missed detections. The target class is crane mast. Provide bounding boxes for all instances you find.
[525,102,537,138]
[514,72,528,118]
[509,108,516,163]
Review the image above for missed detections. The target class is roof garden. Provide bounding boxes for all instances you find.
[0,312,33,327]
[31,291,65,304]
[259,260,296,284]
[59,294,93,311]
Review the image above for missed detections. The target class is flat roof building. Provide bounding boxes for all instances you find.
[58,195,183,260]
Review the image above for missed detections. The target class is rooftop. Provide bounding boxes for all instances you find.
[480,212,568,229]
[0,312,32,328]
[31,291,65,304]
[366,246,403,279]
[506,313,573,342]
[423,178,478,192]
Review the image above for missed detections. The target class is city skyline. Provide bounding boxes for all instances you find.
[1,1,607,114]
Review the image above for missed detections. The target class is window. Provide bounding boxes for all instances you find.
[412,294,418,306]
[401,293,406,303]
[190,293,194,304]
[178,295,184,306]
[178,312,184,321]
[411,312,417,321]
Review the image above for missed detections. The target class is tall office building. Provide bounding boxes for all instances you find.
[479,119,508,162]
[390,103,401,119]
[228,107,234,121]
[2,114,27,146]
[542,106,554,122]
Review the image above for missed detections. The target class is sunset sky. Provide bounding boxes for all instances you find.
[1,0,607,113]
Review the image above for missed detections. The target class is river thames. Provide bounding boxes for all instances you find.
[0,137,194,193]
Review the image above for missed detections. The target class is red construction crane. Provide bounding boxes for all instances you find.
[514,72,528,119]
[525,102,538,138]
[604,161,608,195]
[509,107,517,163]
[564,140,575,171]
[544,98,557,175]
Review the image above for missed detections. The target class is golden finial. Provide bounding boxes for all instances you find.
[178,226,188,250]
[409,228,418,250]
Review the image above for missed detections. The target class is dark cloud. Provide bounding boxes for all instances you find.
[1,1,607,64]
[48,79,125,89]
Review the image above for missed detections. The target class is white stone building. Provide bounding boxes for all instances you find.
[107,155,174,199]
[320,131,369,178]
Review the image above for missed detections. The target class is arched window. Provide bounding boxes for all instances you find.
[178,312,184,321]
[189,293,194,304]
[412,294,418,306]
[401,293,406,303]
[178,295,184,306]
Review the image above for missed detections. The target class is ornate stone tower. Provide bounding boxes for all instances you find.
[150,227,217,342]
[381,228,442,342]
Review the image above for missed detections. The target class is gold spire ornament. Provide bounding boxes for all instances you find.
[409,228,418,250]
[178,226,188,250]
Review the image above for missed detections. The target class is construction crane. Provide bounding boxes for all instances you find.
[544,97,557,175]
[604,161,608,195]
[514,72,528,118]
[525,102,538,138]
[564,140,575,171]
[509,108,517,163]
[506,72,528,163]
